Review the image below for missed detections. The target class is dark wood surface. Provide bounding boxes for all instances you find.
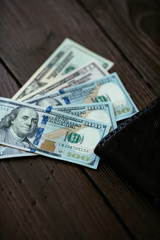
[0,0,160,239]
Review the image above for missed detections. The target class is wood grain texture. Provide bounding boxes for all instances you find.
[0,158,132,240]
[79,0,160,95]
[85,162,160,240]
[0,0,158,107]
[0,62,20,98]
[0,0,160,239]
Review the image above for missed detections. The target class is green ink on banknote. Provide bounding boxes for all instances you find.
[122,107,130,113]
[94,96,108,102]
[67,152,90,162]
[64,65,76,74]
[114,110,121,116]
[67,133,82,143]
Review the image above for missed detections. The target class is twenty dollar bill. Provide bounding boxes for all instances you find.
[18,60,109,102]
[12,38,114,101]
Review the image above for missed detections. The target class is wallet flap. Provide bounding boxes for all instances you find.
[94,96,160,203]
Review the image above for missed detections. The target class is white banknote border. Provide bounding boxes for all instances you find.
[12,38,113,101]
[0,97,111,168]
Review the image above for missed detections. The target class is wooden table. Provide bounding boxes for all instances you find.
[0,0,160,239]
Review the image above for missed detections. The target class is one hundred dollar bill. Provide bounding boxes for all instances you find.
[12,38,114,101]
[27,73,139,121]
[0,101,116,159]
[0,98,110,168]
[52,102,117,131]
[18,60,109,102]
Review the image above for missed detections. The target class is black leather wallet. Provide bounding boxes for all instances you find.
[94,96,160,204]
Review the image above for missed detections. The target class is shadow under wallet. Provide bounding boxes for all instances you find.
[94,96,160,205]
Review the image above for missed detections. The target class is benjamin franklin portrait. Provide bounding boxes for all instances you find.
[0,106,39,156]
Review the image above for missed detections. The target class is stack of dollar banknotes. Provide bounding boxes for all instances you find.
[0,38,139,169]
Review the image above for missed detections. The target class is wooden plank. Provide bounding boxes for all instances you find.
[0,0,160,239]
[79,0,160,95]
[0,0,157,108]
[85,162,160,240]
[76,0,160,238]
[0,159,132,240]
[0,61,20,98]
[0,27,132,240]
